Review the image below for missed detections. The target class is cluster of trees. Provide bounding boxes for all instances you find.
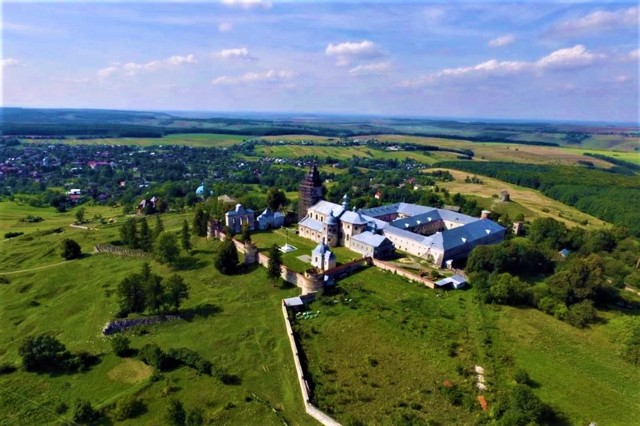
[117,264,189,316]
[438,161,640,235]
[138,343,213,376]
[18,334,96,373]
[120,216,191,265]
[468,217,639,328]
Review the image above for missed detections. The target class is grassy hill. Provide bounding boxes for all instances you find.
[0,203,313,425]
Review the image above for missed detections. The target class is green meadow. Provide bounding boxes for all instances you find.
[25,133,248,148]
[294,268,640,425]
[0,202,314,425]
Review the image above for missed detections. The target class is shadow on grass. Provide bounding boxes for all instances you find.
[190,248,215,256]
[173,256,207,271]
[220,373,242,386]
[181,303,223,321]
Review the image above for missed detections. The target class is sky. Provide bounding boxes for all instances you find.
[1,0,639,122]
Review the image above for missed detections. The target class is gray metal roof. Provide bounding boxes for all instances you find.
[299,216,324,232]
[341,210,369,225]
[351,231,390,247]
[312,200,345,217]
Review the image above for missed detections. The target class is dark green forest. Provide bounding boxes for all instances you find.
[436,161,640,235]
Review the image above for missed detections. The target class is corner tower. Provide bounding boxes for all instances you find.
[298,165,323,220]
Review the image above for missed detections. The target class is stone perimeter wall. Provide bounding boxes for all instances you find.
[371,259,436,289]
[282,303,342,426]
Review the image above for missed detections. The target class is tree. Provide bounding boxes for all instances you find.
[144,272,166,314]
[193,206,209,237]
[266,187,288,212]
[72,399,99,425]
[75,207,86,224]
[528,217,567,249]
[155,231,180,265]
[267,244,283,284]
[165,274,189,312]
[61,238,82,260]
[114,395,145,421]
[117,274,146,315]
[214,238,238,275]
[139,218,153,252]
[120,218,138,248]
[566,300,598,328]
[241,222,251,243]
[181,219,192,251]
[111,334,131,357]
[153,215,165,241]
[19,335,67,372]
[166,398,186,426]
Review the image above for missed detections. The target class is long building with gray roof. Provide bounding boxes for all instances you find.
[299,198,505,266]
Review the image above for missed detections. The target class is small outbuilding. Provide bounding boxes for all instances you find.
[435,274,467,290]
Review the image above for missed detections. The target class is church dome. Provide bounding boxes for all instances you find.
[325,211,339,225]
[195,185,205,197]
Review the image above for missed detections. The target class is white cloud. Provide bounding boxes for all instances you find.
[349,62,391,76]
[221,0,272,9]
[629,49,640,60]
[97,54,197,79]
[325,40,381,66]
[535,45,602,70]
[97,66,119,79]
[211,69,294,85]
[549,6,638,37]
[1,58,19,68]
[403,45,603,86]
[216,48,253,60]
[167,54,196,65]
[488,34,515,48]
[218,22,233,33]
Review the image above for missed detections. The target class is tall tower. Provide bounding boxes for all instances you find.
[298,165,323,220]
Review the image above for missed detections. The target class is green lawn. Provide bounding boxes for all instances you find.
[249,227,360,273]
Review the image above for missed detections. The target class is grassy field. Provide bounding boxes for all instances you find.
[430,168,608,229]
[249,227,360,273]
[24,133,249,148]
[0,203,316,425]
[254,144,460,164]
[294,268,640,425]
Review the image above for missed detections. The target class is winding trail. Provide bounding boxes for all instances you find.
[0,260,72,276]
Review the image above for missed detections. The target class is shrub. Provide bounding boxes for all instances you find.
[566,300,598,328]
[138,343,170,370]
[0,362,17,375]
[114,395,145,421]
[72,399,99,424]
[166,398,186,426]
[513,368,531,385]
[4,231,24,239]
[61,238,82,260]
[111,334,131,357]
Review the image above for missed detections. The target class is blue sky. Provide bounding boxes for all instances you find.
[2,1,638,122]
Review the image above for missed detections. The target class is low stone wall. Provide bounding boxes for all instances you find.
[281,303,342,426]
[102,315,182,335]
[93,244,151,258]
[323,257,372,278]
[371,259,435,289]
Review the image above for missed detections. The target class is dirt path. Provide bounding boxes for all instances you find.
[625,286,640,297]
[0,260,71,275]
